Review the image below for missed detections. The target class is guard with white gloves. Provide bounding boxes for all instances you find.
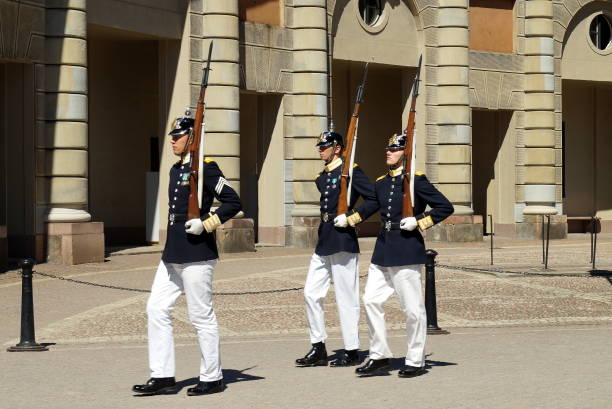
[355,132,453,379]
[295,129,378,369]
[133,113,241,397]
[399,217,418,231]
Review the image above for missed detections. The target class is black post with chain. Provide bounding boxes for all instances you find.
[7,259,48,352]
[424,249,448,335]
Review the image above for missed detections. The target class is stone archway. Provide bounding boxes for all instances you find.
[559,1,612,232]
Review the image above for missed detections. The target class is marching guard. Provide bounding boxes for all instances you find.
[133,114,241,396]
[355,133,453,378]
[295,130,378,368]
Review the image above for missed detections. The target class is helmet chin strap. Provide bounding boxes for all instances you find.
[389,153,404,169]
[179,129,195,161]
[325,141,338,165]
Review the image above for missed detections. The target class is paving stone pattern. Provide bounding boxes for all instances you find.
[1,235,610,347]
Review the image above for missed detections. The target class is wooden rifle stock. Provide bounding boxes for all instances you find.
[338,63,369,215]
[401,56,422,219]
[187,42,213,220]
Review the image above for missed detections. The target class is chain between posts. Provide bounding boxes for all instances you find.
[31,271,371,295]
[436,264,597,278]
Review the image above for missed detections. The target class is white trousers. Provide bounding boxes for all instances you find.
[363,263,426,367]
[304,252,360,350]
[147,260,222,382]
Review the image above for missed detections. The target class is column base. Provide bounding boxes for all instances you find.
[46,222,105,265]
[286,216,319,248]
[425,215,483,242]
[257,226,286,246]
[216,218,255,253]
[516,215,567,240]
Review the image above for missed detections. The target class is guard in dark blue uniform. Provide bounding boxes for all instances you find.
[133,114,241,397]
[295,130,378,368]
[355,132,453,378]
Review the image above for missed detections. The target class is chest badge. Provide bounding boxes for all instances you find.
[180,172,190,186]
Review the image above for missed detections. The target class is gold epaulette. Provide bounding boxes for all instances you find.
[204,157,215,163]
[376,174,387,181]
[415,171,425,176]
[315,171,322,179]
[353,163,358,168]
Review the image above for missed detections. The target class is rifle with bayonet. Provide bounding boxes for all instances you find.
[401,55,422,218]
[338,62,369,215]
[187,41,213,220]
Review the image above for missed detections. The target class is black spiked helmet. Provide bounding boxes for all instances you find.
[386,132,407,150]
[169,114,194,137]
[316,130,344,148]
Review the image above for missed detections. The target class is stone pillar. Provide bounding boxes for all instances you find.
[426,0,482,241]
[285,0,328,247]
[192,0,254,251]
[519,0,565,238]
[41,0,104,263]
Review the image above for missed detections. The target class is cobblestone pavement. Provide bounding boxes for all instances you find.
[0,235,610,408]
[1,235,611,346]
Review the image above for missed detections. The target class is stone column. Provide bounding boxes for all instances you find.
[523,0,556,214]
[41,0,104,264]
[426,0,481,241]
[192,0,253,251]
[520,0,564,237]
[285,0,328,247]
[433,0,471,215]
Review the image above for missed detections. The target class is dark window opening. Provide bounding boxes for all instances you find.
[359,0,382,26]
[589,14,612,50]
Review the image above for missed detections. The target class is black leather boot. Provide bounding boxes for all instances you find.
[295,342,328,367]
[132,377,179,395]
[355,358,390,377]
[398,365,426,378]
[186,379,225,396]
[330,349,360,367]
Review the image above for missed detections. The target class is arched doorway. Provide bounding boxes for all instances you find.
[330,0,423,234]
[562,5,612,233]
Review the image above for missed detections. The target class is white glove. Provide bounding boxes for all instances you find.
[185,218,205,235]
[333,214,348,228]
[400,217,418,231]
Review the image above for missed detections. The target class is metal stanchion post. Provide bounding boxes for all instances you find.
[489,214,494,266]
[541,215,545,264]
[544,215,551,270]
[7,259,48,352]
[425,249,448,335]
[590,216,595,264]
[592,217,599,271]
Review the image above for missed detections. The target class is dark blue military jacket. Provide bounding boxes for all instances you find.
[371,171,454,267]
[162,158,241,263]
[314,160,378,256]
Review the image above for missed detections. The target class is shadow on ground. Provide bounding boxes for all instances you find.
[176,366,265,391]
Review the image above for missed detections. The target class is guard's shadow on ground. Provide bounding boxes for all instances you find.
[176,366,265,391]
[332,350,457,375]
